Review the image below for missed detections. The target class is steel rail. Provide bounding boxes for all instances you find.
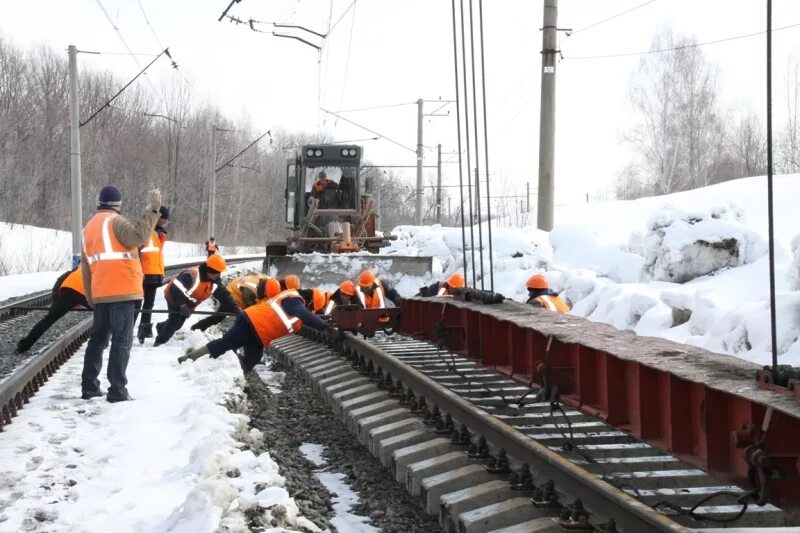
[0,255,263,430]
[340,331,690,533]
[0,291,52,323]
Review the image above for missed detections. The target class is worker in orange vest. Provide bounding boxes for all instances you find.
[525,274,570,313]
[153,254,238,346]
[178,287,329,372]
[81,185,162,402]
[190,274,281,332]
[280,274,301,291]
[355,270,402,309]
[205,237,220,256]
[418,272,466,297]
[323,280,364,315]
[16,266,89,353]
[136,205,170,344]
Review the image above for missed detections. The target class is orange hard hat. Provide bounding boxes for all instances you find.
[283,274,301,290]
[526,274,549,290]
[311,287,326,313]
[358,270,375,288]
[447,272,465,288]
[265,278,281,299]
[206,254,227,273]
[340,280,356,296]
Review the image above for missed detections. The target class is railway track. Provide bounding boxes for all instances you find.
[0,255,263,430]
[271,327,800,533]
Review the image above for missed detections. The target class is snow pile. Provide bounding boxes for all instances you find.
[641,205,767,282]
[550,226,644,283]
[0,295,316,533]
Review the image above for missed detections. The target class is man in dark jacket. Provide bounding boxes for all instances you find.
[153,255,240,346]
[205,237,220,257]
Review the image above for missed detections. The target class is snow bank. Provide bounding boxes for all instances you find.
[0,222,261,276]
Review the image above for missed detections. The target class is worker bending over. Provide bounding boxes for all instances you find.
[323,280,363,315]
[16,266,88,353]
[355,270,402,308]
[525,274,569,313]
[191,274,280,332]
[178,288,328,372]
[154,255,238,346]
[280,274,301,291]
[136,205,170,344]
[418,272,465,297]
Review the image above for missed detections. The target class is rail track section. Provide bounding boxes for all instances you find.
[0,255,263,430]
[271,329,799,533]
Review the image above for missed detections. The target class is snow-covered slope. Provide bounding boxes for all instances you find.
[385,174,800,367]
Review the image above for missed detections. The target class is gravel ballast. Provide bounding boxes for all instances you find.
[246,353,444,533]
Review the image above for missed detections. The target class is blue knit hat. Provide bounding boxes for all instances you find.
[97,185,122,209]
[159,205,170,219]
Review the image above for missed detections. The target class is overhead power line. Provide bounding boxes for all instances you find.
[566,20,800,60]
[320,108,415,153]
[136,0,165,49]
[566,0,657,38]
[331,102,416,113]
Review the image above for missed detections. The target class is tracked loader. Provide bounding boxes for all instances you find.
[263,144,432,287]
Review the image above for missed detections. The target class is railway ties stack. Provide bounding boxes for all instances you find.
[272,331,798,533]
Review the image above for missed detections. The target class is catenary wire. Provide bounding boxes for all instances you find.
[468,0,485,291]
[566,21,800,60]
[136,0,165,49]
[338,1,358,110]
[460,0,477,288]
[566,0,657,38]
[478,0,494,292]
[451,0,469,285]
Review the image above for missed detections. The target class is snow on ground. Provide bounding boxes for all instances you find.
[0,271,318,533]
[385,174,800,367]
[298,444,379,533]
[0,221,261,276]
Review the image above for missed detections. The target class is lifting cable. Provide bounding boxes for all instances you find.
[450,0,470,285]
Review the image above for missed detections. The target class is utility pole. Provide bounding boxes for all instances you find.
[68,45,82,268]
[208,125,218,239]
[436,144,443,224]
[537,0,557,231]
[415,98,424,225]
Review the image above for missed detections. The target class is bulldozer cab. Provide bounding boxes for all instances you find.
[285,145,362,229]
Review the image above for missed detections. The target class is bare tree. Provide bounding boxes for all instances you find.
[778,52,800,173]
[620,30,726,198]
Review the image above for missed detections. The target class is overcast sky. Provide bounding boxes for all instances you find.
[3,0,800,209]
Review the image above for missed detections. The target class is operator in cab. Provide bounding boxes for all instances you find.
[525,274,569,313]
[311,170,337,198]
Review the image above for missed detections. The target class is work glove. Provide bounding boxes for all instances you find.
[190,322,204,331]
[418,286,429,297]
[178,304,191,319]
[147,188,162,212]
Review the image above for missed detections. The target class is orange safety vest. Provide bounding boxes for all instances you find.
[60,268,85,296]
[323,291,336,315]
[534,294,570,313]
[207,242,216,253]
[245,290,305,347]
[227,274,267,310]
[355,280,387,309]
[140,229,165,276]
[165,267,214,309]
[82,211,143,301]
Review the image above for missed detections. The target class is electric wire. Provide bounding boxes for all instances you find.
[136,0,165,49]
[566,0,657,38]
[332,102,416,113]
[320,108,416,153]
[339,2,359,110]
[478,0,494,291]
[451,0,469,284]
[459,0,477,289]
[94,0,165,110]
[566,21,800,60]
[468,0,485,291]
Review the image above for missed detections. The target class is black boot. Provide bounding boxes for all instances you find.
[137,323,153,345]
[16,338,34,354]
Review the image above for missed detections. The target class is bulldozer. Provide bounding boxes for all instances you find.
[263,144,432,287]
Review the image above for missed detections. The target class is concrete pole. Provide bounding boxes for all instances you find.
[415,98,424,225]
[436,144,443,224]
[208,125,217,239]
[68,45,82,268]
[537,0,557,231]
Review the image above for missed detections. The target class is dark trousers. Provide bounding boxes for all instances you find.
[81,301,136,399]
[154,301,187,345]
[18,289,86,351]
[208,314,264,372]
[135,284,159,326]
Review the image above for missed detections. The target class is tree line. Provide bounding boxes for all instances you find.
[0,33,442,247]
[617,30,799,199]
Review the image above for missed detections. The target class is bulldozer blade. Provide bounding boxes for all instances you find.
[265,254,433,288]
